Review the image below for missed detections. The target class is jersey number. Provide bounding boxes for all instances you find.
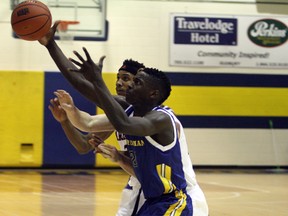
[129,150,138,167]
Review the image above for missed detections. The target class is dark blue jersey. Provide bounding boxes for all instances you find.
[124,105,189,199]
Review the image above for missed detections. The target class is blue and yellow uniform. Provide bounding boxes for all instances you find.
[124,105,193,216]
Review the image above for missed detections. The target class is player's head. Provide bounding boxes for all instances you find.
[126,67,171,106]
[116,59,145,96]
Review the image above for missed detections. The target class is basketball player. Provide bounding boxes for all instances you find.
[53,47,208,215]
[39,22,146,216]
[41,22,208,215]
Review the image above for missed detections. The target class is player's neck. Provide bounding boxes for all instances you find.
[133,104,155,117]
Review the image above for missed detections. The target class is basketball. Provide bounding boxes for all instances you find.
[11,0,52,41]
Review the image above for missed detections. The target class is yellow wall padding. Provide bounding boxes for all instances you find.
[0,71,44,167]
[165,86,288,116]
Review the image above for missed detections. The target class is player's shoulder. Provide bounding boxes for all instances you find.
[159,105,173,112]
[155,105,176,116]
[148,108,172,124]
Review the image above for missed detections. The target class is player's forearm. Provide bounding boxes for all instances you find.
[117,152,136,177]
[60,119,93,154]
[91,79,130,133]
[45,40,97,103]
[65,106,95,132]
[65,104,115,133]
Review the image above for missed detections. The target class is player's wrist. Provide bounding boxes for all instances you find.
[45,39,56,49]
[116,153,127,164]
[59,118,69,125]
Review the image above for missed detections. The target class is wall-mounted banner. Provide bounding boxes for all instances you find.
[170,14,288,68]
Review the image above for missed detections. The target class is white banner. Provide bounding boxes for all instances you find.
[170,14,288,68]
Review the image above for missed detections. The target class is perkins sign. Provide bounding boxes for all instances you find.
[247,19,287,48]
[174,17,237,45]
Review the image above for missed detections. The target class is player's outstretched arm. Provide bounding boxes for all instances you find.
[48,97,94,154]
[38,21,96,103]
[49,97,114,154]
[54,89,114,133]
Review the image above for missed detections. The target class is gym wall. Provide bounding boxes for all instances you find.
[0,0,288,167]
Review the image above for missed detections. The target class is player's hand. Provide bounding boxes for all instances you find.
[54,89,75,112]
[97,143,121,162]
[38,20,60,46]
[88,134,105,153]
[48,97,68,123]
[88,133,104,149]
[68,47,106,82]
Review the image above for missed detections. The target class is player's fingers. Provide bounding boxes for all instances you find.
[98,144,110,155]
[90,137,105,148]
[62,91,70,97]
[99,152,110,158]
[94,146,103,153]
[82,47,92,62]
[93,136,104,144]
[48,105,53,112]
[53,97,60,105]
[103,143,115,150]
[53,91,61,98]
[49,98,55,105]
[54,91,65,99]
[98,56,106,68]
[52,20,61,32]
[50,100,58,109]
[97,145,109,157]
[88,139,95,146]
[73,50,85,63]
[55,89,65,94]
[88,139,98,148]
[69,57,82,67]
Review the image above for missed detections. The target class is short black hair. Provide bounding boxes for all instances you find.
[142,67,171,105]
[118,59,145,75]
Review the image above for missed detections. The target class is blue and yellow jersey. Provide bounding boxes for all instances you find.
[124,105,189,199]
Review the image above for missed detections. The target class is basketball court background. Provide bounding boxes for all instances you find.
[2,0,288,168]
[0,0,288,215]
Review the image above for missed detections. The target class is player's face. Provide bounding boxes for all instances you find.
[126,70,152,105]
[116,70,134,96]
